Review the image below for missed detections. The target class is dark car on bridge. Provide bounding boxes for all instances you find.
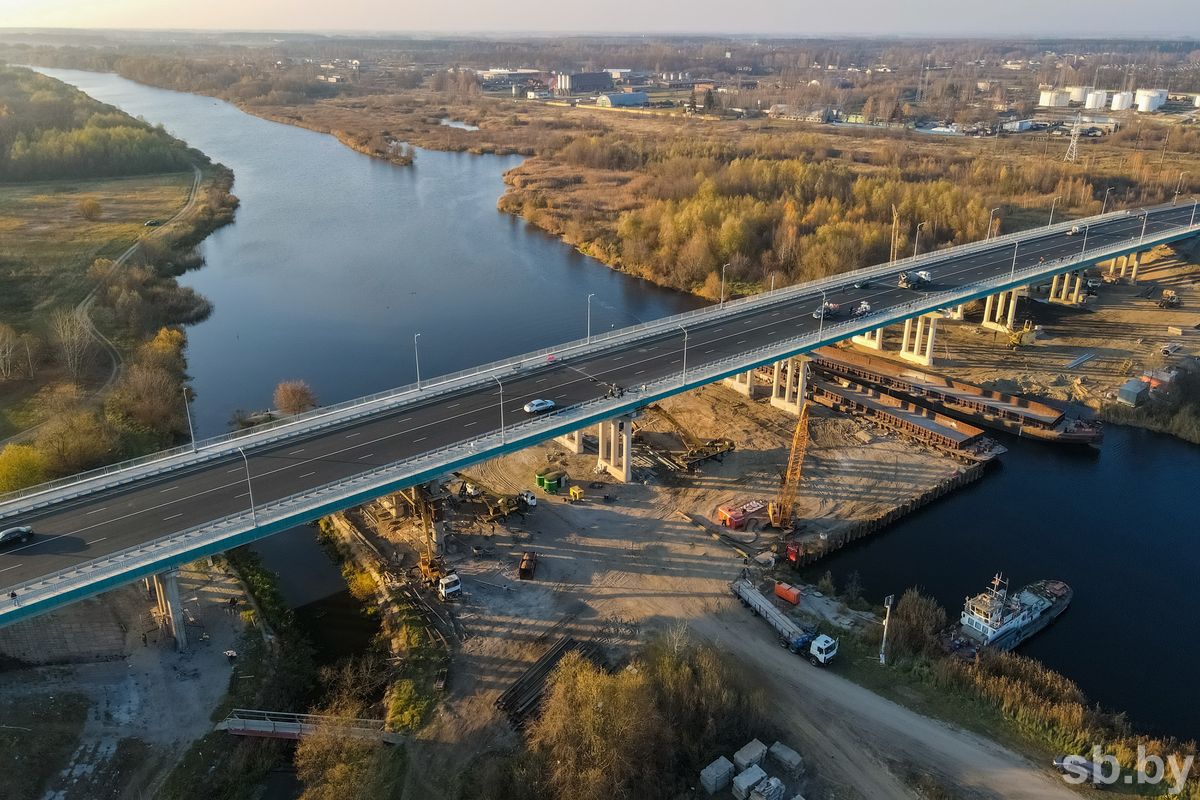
[0,525,33,547]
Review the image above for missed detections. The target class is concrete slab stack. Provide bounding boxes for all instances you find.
[733,738,768,770]
[732,765,768,800]
[769,741,805,776]
[750,776,786,800]
[699,755,735,794]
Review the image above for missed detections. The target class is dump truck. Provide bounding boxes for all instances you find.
[437,573,462,601]
[730,578,838,666]
[898,270,932,290]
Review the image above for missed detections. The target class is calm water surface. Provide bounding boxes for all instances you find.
[35,68,1200,743]
[36,67,700,435]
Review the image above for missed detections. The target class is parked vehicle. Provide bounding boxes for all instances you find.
[730,578,838,665]
[1161,342,1182,356]
[518,551,538,579]
[0,525,32,547]
[437,573,462,601]
[523,399,556,414]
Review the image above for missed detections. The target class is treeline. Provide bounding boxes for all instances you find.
[0,66,201,182]
[507,128,1186,297]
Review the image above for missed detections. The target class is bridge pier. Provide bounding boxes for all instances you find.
[151,569,187,651]
[555,429,585,454]
[947,304,966,321]
[1126,252,1140,284]
[721,369,759,398]
[596,415,633,482]
[899,314,939,366]
[982,289,1019,331]
[1049,272,1082,305]
[850,327,886,351]
[769,357,808,416]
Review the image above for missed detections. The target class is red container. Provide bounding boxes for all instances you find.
[774,581,801,605]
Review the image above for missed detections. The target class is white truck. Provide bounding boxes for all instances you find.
[437,573,462,601]
[898,270,932,290]
[851,300,872,318]
[730,578,838,666]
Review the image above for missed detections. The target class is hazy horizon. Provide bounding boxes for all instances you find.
[3,0,1200,39]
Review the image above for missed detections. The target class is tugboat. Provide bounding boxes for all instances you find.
[945,573,1072,657]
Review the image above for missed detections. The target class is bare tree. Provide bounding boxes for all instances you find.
[274,379,317,416]
[0,323,18,381]
[49,308,94,383]
[20,332,41,379]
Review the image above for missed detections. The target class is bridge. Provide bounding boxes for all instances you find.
[216,708,403,744]
[1,201,1197,637]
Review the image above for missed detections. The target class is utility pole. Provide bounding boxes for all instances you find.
[1064,114,1081,163]
[890,205,900,262]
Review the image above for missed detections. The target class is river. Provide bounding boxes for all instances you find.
[33,68,1200,743]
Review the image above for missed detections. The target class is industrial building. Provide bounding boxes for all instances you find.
[1135,88,1169,113]
[596,91,649,108]
[555,71,613,95]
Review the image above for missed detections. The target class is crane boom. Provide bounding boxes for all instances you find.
[769,401,809,529]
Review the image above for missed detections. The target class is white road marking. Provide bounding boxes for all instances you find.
[227,467,242,473]
[85,537,107,546]
[0,564,23,574]
[669,359,681,364]
[705,349,716,354]
[160,486,178,493]
[536,378,548,384]
[413,436,427,443]
[85,507,109,515]
[464,421,478,427]
[345,432,361,438]
[634,370,645,375]
[163,513,183,522]
[298,471,316,479]
[446,403,460,408]
[357,453,375,460]
[288,449,305,455]
[235,492,249,499]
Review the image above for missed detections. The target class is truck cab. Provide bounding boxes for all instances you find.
[437,573,462,601]
[808,634,838,666]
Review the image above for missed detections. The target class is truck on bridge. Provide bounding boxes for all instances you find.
[898,270,932,290]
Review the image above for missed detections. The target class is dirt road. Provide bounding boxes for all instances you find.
[694,606,1078,800]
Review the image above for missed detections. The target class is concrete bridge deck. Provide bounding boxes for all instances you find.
[1,202,1197,625]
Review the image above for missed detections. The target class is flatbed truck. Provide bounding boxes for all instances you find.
[730,578,838,666]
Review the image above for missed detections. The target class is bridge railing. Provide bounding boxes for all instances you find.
[0,207,1155,515]
[10,224,1193,610]
[223,708,386,732]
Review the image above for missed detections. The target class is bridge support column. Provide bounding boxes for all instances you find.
[1128,252,1140,285]
[1071,274,1083,304]
[900,314,938,366]
[1050,272,1078,305]
[152,570,187,651]
[555,429,585,454]
[982,290,1016,332]
[851,327,885,351]
[722,369,758,398]
[770,357,808,416]
[947,304,965,321]
[596,415,633,483]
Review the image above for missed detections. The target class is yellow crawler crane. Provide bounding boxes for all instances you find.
[768,402,809,530]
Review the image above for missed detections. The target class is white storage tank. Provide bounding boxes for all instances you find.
[1111,91,1134,111]
[1067,85,1092,103]
[1135,88,1168,113]
[1039,89,1070,107]
[1194,94,1200,108]
[1085,90,1108,110]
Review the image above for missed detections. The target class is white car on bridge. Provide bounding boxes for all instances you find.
[523,399,556,414]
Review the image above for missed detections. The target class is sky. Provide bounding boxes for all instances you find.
[1,0,1198,38]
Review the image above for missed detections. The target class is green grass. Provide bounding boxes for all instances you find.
[0,691,92,800]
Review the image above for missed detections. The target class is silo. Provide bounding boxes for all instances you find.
[1085,90,1108,110]
[1194,94,1200,108]
[1111,91,1133,111]
[1039,89,1056,107]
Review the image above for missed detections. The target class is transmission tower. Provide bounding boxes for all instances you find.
[1064,114,1081,163]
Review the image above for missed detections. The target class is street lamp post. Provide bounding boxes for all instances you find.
[719,263,730,308]
[986,207,1000,240]
[912,222,926,259]
[1192,198,1198,228]
[817,289,827,341]
[586,293,595,343]
[1080,224,1090,257]
[1101,186,1114,215]
[677,325,688,387]
[1010,240,1020,282]
[182,387,196,453]
[237,446,257,525]
[1140,210,1149,245]
[413,333,422,390]
[1048,195,1062,227]
[492,375,505,443]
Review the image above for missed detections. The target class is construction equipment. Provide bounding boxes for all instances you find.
[518,551,537,580]
[1007,319,1037,350]
[768,402,809,530]
[730,578,838,666]
[641,404,734,472]
[392,485,453,587]
[568,485,584,502]
[437,573,462,601]
[1158,289,1181,309]
[455,472,535,521]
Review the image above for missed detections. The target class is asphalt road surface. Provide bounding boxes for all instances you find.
[2,204,1196,592]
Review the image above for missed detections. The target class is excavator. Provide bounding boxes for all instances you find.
[716,402,809,533]
[1006,319,1038,350]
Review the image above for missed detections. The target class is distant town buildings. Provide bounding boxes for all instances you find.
[555,72,613,95]
[597,91,649,108]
